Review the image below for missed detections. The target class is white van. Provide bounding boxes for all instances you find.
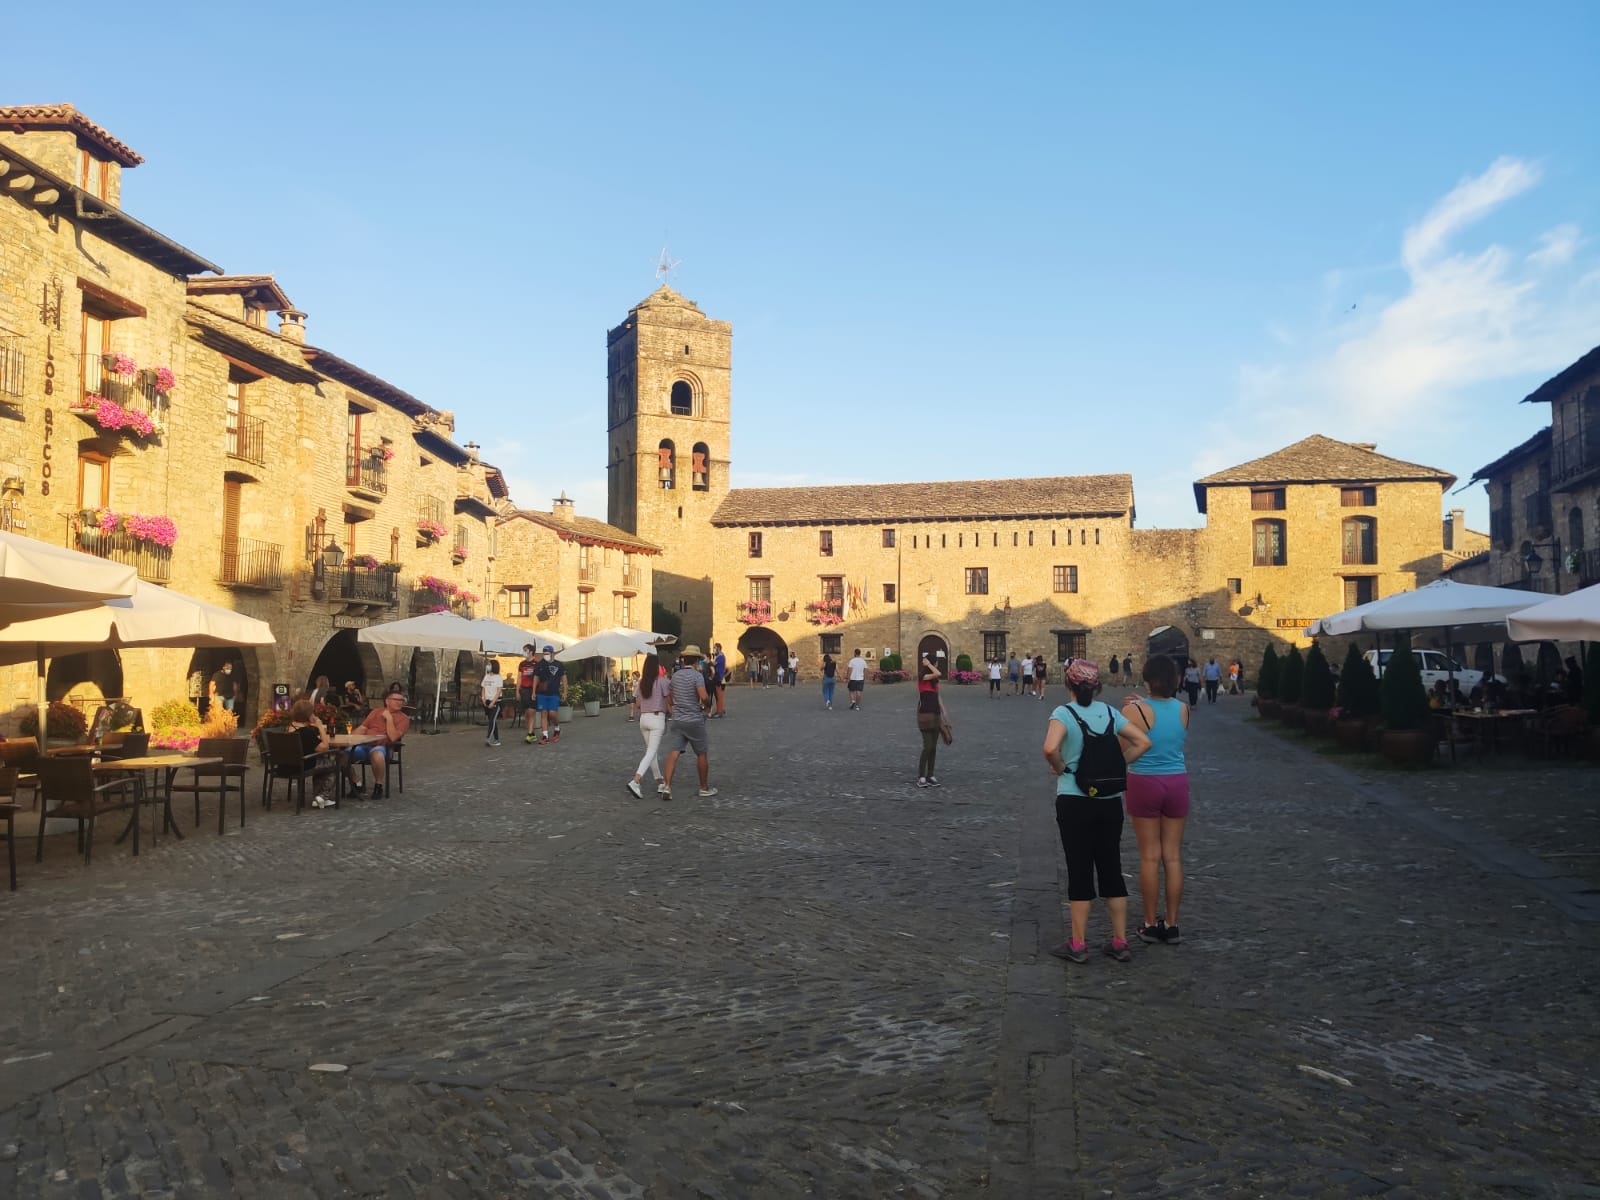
[1362,649,1491,693]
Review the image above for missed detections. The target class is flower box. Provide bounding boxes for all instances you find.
[73,395,159,439]
[78,507,179,547]
[347,554,380,570]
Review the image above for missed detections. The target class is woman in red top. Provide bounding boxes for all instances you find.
[915,654,947,788]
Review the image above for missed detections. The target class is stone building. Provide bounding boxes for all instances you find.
[489,494,659,643]
[599,288,1467,678]
[1447,343,1600,598]
[0,104,514,727]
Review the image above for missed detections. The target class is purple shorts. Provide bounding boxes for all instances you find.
[1125,773,1190,819]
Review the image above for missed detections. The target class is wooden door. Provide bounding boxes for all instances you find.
[221,480,241,582]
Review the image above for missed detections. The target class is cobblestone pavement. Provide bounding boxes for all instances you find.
[2,684,1597,1198]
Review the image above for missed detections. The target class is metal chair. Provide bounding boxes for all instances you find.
[34,757,141,865]
[172,737,249,833]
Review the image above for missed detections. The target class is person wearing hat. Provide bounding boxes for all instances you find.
[1042,659,1150,964]
[661,645,717,800]
[529,645,567,744]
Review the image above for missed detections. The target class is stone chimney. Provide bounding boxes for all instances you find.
[1351,442,1377,452]
[277,308,306,344]
[552,490,575,522]
[1443,507,1465,550]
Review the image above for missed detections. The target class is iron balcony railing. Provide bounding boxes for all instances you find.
[346,456,388,496]
[86,364,165,420]
[410,586,473,618]
[226,412,266,466]
[418,496,446,527]
[74,525,172,584]
[0,342,24,397]
[1578,547,1600,587]
[578,563,600,583]
[219,537,283,590]
[337,568,399,605]
[1552,434,1600,488]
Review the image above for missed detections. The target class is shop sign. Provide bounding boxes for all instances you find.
[331,614,369,630]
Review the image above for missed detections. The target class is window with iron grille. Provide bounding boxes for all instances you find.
[983,632,1007,661]
[820,633,842,656]
[1056,631,1087,662]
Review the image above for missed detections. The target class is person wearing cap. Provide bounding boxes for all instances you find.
[528,645,567,744]
[661,645,717,799]
[345,689,410,800]
[1042,659,1150,964]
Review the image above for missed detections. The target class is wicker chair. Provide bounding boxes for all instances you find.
[262,730,338,814]
[0,766,19,890]
[34,757,141,865]
[0,741,40,811]
[172,737,249,833]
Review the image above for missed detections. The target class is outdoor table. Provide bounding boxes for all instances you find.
[94,754,222,842]
[45,745,99,758]
[1452,709,1536,757]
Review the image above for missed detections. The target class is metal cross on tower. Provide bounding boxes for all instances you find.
[653,245,682,285]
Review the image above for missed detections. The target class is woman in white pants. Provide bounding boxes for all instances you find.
[627,654,668,798]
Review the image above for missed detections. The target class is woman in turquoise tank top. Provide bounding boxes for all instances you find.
[1120,654,1191,945]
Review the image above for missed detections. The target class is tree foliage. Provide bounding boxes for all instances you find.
[1278,646,1304,707]
[1336,643,1381,718]
[1301,643,1336,709]
[1379,634,1431,731]
[1257,645,1280,700]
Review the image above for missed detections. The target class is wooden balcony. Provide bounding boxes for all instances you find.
[219,537,283,590]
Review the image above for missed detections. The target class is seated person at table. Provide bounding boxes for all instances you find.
[341,680,368,717]
[1429,681,1451,710]
[1485,678,1511,709]
[1468,683,1486,708]
[287,699,337,809]
[345,690,409,800]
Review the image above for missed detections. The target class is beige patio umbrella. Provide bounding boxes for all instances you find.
[0,580,274,749]
[0,529,137,623]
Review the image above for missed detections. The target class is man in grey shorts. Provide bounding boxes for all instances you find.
[661,644,718,800]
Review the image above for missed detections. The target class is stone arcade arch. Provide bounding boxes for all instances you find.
[736,626,788,676]
[1147,625,1190,669]
[916,632,950,670]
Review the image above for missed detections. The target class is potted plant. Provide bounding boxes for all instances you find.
[1300,643,1337,735]
[1256,645,1281,719]
[1277,646,1304,727]
[20,700,89,745]
[1379,633,1433,765]
[1334,643,1381,750]
[572,677,603,717]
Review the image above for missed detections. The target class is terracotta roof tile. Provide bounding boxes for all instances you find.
[504,510,662,554]
[711,475,1134,526]
[1192,435,1454,512]
[0,103,143,166]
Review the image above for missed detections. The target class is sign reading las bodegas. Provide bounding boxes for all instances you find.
[1276,618,1317,629]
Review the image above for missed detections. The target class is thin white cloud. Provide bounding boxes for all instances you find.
[1227,156,1600,442]
[1400,156,1540,270]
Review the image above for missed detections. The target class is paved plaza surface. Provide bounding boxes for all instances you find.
[2,681,1598,1199]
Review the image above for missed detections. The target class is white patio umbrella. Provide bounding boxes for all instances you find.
[0,529,137,623]
[1308,578,1545,698]
[1309,579,1545,636]
[1506,582,1600,644]
[358,611,540,729]
[554,626,676,663]
[0,579,274,749]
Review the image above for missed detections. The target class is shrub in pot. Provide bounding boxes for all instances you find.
[1300,643,1336,735]
[1277,647,1304,726]
[1256,646,1281,718]
[1334,643,1380,749]
[1379,633,1433,765]
[954,653,973,672]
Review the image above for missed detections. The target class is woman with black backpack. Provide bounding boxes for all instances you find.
[1042,659,1151,964]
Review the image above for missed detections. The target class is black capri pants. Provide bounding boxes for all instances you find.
[1054,793,1129,902]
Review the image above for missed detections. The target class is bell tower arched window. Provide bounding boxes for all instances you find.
[657,440,675,490]
[670,381,693,415]
[691,442,710,491]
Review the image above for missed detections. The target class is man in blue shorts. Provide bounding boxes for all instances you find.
[529,645,567,744]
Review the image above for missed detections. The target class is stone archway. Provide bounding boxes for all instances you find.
[46,648,123,705]
[186,646,268,726]
[1147,625,1191,670]
[916,632,950,670]
[736,627,788,679]
[308,629,384,699]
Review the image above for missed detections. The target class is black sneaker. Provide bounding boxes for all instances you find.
[1163,925,1181,945]
[1135,920,1167,945]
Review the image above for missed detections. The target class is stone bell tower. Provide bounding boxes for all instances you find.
[605,286,731,647]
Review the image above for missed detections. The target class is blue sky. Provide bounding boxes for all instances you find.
[10,2,1599,530]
